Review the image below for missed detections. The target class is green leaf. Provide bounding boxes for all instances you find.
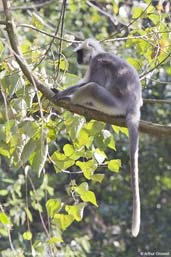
[32,134,48,176]
[25,208,33,222]
[12,99,27,118]
[127,57,141,69]
[91,173,104,183]
[56,58,69,71]
[20,40,31,54]
[84,120,105,136]
[46,199,62,217]
[108,159,121,172]
[64,73,80,87]
[19,120,38,138]
[112,125,128,136]
[0,147,10,158]
[0,212,10,225]
[76,160,97,179]
[80,190,98,207]
[75,182,89,195]
[32,13,44,29]
[94,129,112,150]
[63,144,75,156]
[132,6,144,19]
[161,176,171,190]
[48,236,63,244]
[0,190,8,196]
[20,138,36,164]
[75,183,98,206]
[51,150,75,172]
[23,231,32,240]
[65,203,85,221]
[32,202,43,212]
[77,129,92,147]
[63,144,80,160]
[108,135,116,150]
[0,40,3,54]
[0,227,8,237]
[54,214,74,231]
[93,148,107,164]
[148,14,160,25]
[64,113,85,140]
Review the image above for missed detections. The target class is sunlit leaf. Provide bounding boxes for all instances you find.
[132,6,144,19]
[77,129,92,147]
[23,231,32,240]
[54,214,74,231]
[55,58,69,71]
[93,148,107,164]
[32,13,44,29]
[65,203,85,221]
[0,147,10,158]
[80,190,98,207]
[112,125,128,136]
[0,190,8,196]
[76,160,97,179]
[51,150,75,172]
[63,144,80,160]
[48,236,63,244]
[0,40,3,54]
[161,176,171,190]
[75,182,89,194]
[75,183,98,206]
[148,14,160,25]
[25,208,33,222]
[108,159,121,173]
[0,212,10,225]
[46,199,62,217]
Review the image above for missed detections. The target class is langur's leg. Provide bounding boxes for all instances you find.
[54,83,87,101]
[71,82,126,116]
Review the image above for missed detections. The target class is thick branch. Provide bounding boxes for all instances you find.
[2,0,171,138]
[55,99,171,138]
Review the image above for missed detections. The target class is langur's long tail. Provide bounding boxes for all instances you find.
[126,114,141,237]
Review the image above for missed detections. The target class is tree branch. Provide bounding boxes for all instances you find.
[143,99,171,105]
[2,0,171,138]
[0,0,53,12]
[53,99,171,137]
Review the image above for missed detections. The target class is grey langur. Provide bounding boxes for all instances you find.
[55,38,143,237]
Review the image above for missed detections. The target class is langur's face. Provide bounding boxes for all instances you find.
[76,49,92,65]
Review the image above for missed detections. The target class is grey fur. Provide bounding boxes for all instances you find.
[55,39,143,237]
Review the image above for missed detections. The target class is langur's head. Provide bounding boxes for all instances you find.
[74,38,104,65]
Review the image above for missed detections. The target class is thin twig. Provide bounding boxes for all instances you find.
[0,0,53,12]
[87,0,117,26]
[55,0,67,80]
[143,99,171,104]
[103,1,153,40]
[0,204,16,255]
[18,24,80,43]
[140,51,171,80]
